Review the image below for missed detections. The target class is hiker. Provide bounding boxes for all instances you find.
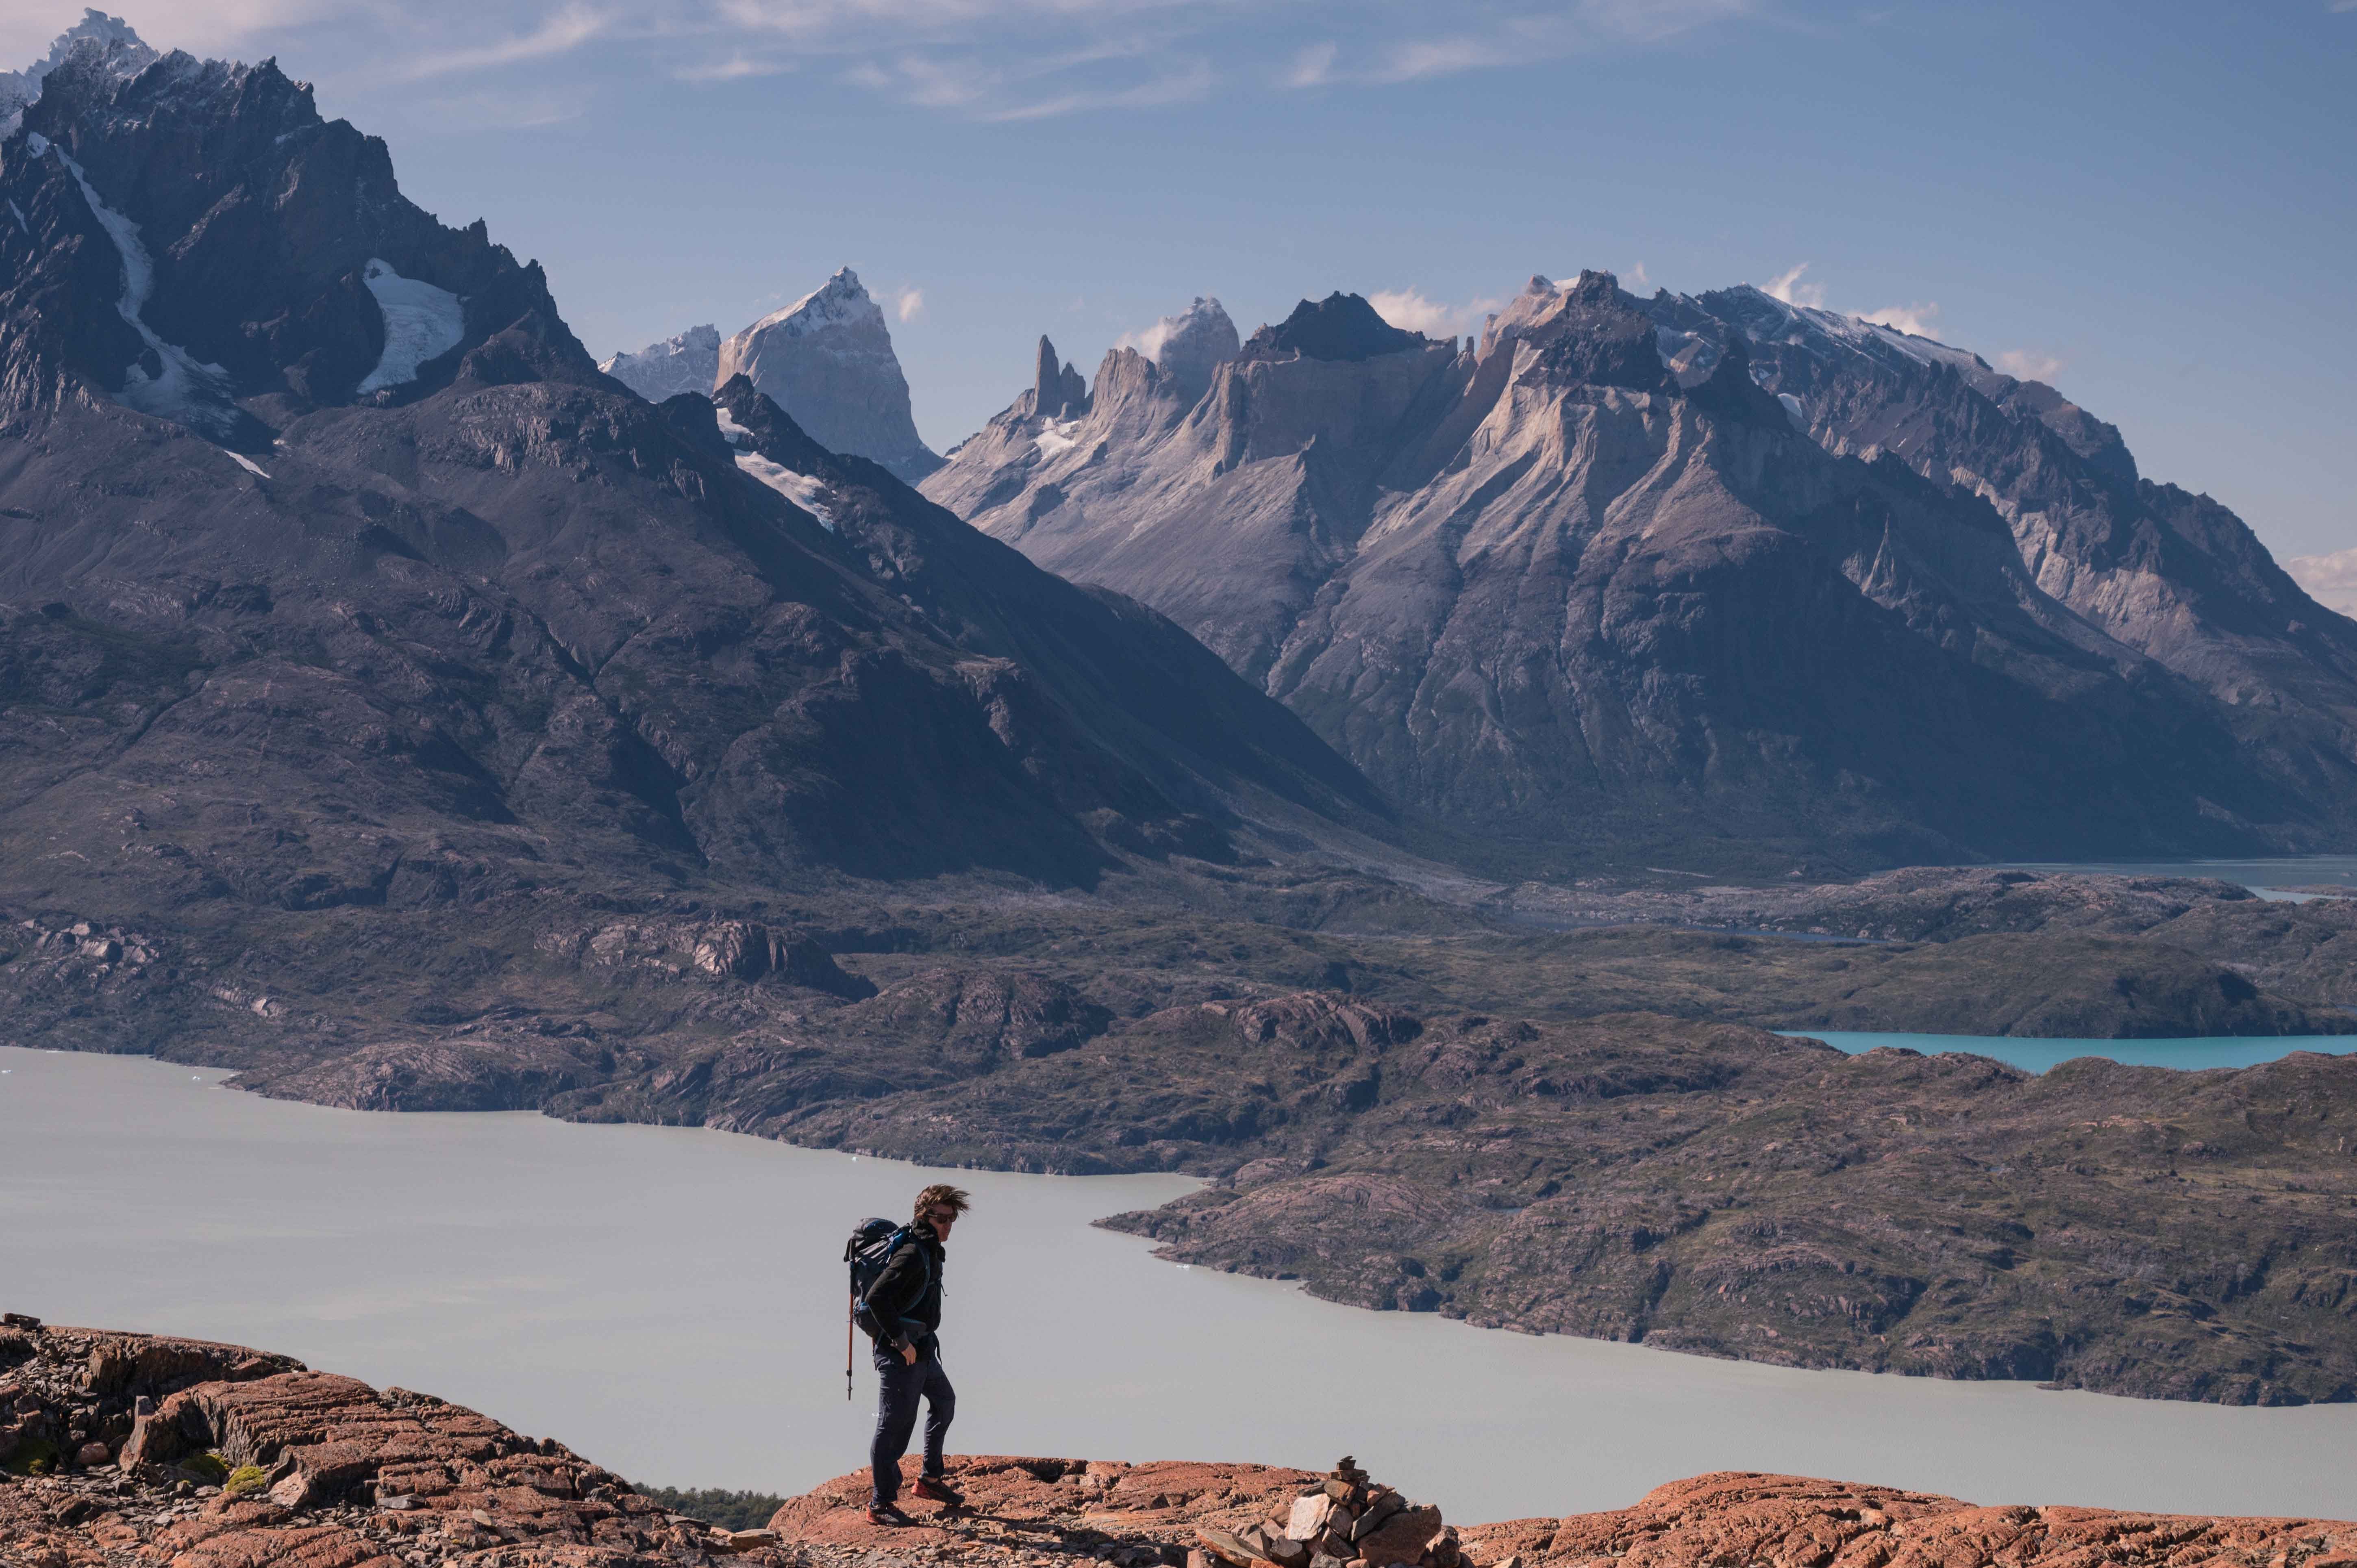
[859,1184,969,1525]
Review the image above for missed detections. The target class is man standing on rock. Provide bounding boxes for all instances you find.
[864,1184,970,1525]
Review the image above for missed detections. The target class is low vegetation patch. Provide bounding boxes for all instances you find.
[181,1451,231,1483]
[630,1485,787,1532]
[3,1436,60,1475]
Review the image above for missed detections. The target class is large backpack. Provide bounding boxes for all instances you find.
[844,1217,928,1344]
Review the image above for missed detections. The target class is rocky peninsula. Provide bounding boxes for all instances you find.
[3,1323,2350,1568]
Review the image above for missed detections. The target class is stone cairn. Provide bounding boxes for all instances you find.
[1193,1458,1461,1568]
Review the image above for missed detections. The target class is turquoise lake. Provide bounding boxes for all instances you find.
[1792,1031,2357,1074]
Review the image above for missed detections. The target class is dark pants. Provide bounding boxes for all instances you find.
[870,1343,955,1506]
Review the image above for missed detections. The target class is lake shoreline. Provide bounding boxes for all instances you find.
[10,1046,2357,1524]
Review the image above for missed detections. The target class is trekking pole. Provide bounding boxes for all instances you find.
[846,1294,854,1401]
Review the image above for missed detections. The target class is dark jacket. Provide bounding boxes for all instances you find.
[865,1224,946,1351]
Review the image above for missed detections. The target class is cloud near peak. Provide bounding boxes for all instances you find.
[1369,287,1505,340]
[1862,301,1940,339]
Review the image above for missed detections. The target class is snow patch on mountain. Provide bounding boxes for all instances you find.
[735,452,836,532]
[1034,417,1084,460]
[600,323,720,403]
[226,450,269,478]
[43,139,239,437]
[2,9,156,138]
[355,259,465,395]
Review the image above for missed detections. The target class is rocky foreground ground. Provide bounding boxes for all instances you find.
[4,1323,2353,1568]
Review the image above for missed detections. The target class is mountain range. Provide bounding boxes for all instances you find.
[0,27,1382,938]
[924,275,2357,869]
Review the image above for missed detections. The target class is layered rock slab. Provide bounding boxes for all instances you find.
[0,1321,755,1568]
[1463,1472,2357,1568]
[8,1326,2356,1568]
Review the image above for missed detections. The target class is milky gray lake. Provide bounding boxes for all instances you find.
[5,1047,2354,1525]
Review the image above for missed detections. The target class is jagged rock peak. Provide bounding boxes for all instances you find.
[1133,296,1239,399]
[2,34,595,436]
[1033,335,1089,420]
[739,265,881,339]
[1243,292,1421,363]
[0,9,155,135]
[599,323,720,403]
[714,267,942,483]
[1479,274,1568,358]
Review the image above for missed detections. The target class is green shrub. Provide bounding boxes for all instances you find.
[224,1464,270,1496]
[628,1486,786,1533]
[3,1436,59,1476]
[181,1452,231,1483]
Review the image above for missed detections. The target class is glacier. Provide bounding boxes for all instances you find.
[355,259,465,395]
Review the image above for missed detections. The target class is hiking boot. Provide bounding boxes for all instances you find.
[913,1476,965,1507]
[867,1503,913,1528]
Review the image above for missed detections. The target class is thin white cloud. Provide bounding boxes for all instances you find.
[398,4,610,79]
[2287,547,2357,617]
[1762,263,1825,308]
[1995,348,2066,383]
[1285,39,1336,87]
[1625,261,1651,291]
[1369,287,1506,339]
[895,287,925,323]
[982,56,1211,119]
[1576,0,1753,43]
[1862,301,1940,339]
[1375,36,1511,83]
[674,51,790,80]
[1348,0,1753,85]
[1113,322,1170,357]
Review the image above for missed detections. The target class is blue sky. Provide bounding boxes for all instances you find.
[12,0,2355,557]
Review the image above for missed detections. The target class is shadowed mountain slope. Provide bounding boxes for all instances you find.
[0,36,1383,930]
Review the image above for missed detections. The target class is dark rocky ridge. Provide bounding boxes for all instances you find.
[0,40,1386,912]
[925,272,2357,872]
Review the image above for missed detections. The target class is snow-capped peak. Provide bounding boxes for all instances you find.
[2,9,157,137]
[713,267,941,483]
[600,324,720,403]
[746,266,883,339]
[1715,283,1992,380]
